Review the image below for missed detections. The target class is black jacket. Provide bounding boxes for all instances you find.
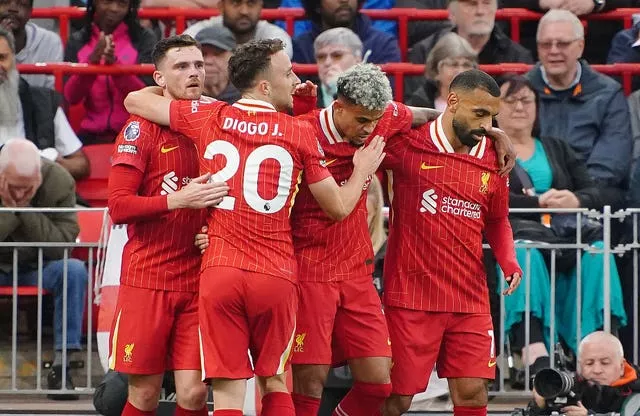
[18,77,59,151]
[508,136,625,218]
[405,78,437,108]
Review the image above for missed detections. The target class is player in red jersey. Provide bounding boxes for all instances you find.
[378,69,523,416]
[107,36,229,416]
[123,39,385,416]
[290,64,439,416]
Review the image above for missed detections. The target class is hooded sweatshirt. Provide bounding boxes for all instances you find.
[15,22,63,89]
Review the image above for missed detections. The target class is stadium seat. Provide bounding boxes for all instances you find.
[76,144,113,207]
[73,209,109,263]
[0,286,50,296]
[66,102,86,133]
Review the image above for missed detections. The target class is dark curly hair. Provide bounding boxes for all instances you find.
[81,0,145,44]
[301,0,365,25]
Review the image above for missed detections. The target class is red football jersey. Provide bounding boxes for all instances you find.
[111,116,205,292]
[291,102,413,282]
[382,115,521,313]
[169,98,332,281]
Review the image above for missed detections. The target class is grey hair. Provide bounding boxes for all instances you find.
[537,9,584,41]
[426,32,478,78]
[577,331,625,370]
[0,138,41,176]
[0,27,15,54]
[336,63,392,111]
[314,27,363,60]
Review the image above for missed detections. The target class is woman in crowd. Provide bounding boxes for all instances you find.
[406,32,477,110]
[495,74,627,387]
[64,0,156,144]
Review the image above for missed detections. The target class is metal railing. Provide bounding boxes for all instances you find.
[0,207,109,397]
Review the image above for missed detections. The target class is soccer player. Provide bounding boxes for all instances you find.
[290,64,426,416]
[379,69,523,416]
[107,36,230,416]
[123,38,385,416]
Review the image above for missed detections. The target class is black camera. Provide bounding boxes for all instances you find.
[533,368,580,413]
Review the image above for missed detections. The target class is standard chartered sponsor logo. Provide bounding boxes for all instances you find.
[419,189,481,219]
[419,189,438,214]
[440,196,481,219]
[160,171,179,195]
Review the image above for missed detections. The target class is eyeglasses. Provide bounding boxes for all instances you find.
[439,59,477,71]
[537,39,580,51]
[502,96,536,106]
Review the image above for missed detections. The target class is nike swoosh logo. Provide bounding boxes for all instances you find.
[488,360,497,368]
[161,145,179,154]
[325,159,338,166]
[421,163,443,170]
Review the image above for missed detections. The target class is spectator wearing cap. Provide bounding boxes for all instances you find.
[184,0,293,58]
[195,24,240,103]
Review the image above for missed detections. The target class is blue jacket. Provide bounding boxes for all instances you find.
[292,14,401,64]
[278,0,397,38]
[607,21,640,64]
[526,60,633,188]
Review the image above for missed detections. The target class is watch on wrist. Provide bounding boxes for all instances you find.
[593,0,606,12]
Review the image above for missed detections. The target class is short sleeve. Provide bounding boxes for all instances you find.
[169,98,221,143]
[299,124,332,185]
[53,107,83,156]
[112,117,153,173]
[383,101,413,137]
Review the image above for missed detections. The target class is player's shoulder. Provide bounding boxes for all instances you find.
[385,101,409,117]
[295,108,321,124]
[119,116,159,143]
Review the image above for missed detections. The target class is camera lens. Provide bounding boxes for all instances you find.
[534,368,574,399]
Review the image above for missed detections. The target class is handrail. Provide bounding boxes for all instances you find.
[18,62,640,101]
[30,7,640,61]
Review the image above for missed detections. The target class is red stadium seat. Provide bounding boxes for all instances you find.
[67,102,86,134]
[73,209,109,263]
[0,286,50,296]
[76,144,113,207]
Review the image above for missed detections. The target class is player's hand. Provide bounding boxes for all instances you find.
[167,173,230,209]
[562,401,588,416]
[484,126,516,177]
[194,225,209,254]
[503,272,521,295]
[293,80,317,97]
[352,135,386,178]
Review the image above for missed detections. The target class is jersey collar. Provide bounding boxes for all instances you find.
[232,98,277,113]
[318,102,344,144]
[429,114,486,159]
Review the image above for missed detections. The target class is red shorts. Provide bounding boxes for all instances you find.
[385,307,496,396]
[108,285,200,375]
[291,277,391,366]
[198,266,297,380]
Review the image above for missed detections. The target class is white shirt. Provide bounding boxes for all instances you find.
[8,104,83,160]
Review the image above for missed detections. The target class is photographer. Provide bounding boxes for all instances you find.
[530,332,640,416]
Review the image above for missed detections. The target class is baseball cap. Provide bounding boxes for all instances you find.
[195,24,236,51]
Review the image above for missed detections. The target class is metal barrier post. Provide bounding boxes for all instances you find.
[603,206,612,333]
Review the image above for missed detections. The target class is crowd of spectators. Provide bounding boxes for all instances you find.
[1,0,640,399]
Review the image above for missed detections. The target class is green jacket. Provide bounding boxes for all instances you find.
[0,159,79,274]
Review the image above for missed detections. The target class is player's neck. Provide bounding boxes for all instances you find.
[241,92,271,105]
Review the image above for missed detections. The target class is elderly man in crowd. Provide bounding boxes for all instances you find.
[0,138,88,400]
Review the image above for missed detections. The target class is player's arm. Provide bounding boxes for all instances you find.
[292,81,318,115]
[108,167,229,224]
[124,86,171,126]
[485,126,516,177]
[485,175,522,296]
[308,135,386,221]
[407,105,441,127]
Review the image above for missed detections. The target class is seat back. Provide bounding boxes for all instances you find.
[76,144,113,207]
